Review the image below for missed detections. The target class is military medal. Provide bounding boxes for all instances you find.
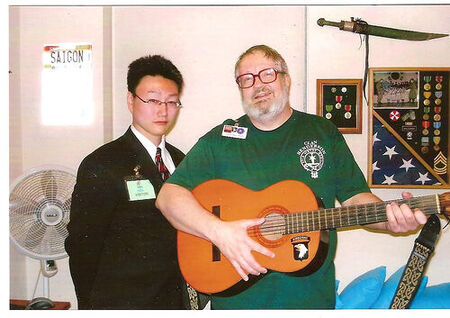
[423,114,429,120]
[436,83,442,90]
[423,76,432,83]
[423,106,431,114]
[433,136,441,151]
[434,114,441,121]
[422,128,429,136]
[424,83,431,91]
[325,104,332,119]
[343,104,351,119]
[433,121,441,136]
[335,96,343,109]
[435,75,443,83]
[341,87,347,93]
[423,99,430,106]
[421,136,429,153]
[331,87,337,93]
[435,91,442,105]
[423,91,431,99]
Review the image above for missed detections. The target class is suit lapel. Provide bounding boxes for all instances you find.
[122,128,163,185]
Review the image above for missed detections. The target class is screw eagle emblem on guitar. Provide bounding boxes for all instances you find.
[177,179,450,294]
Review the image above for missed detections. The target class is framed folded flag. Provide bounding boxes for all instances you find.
[316,79,362,134]
[368,67,449,188]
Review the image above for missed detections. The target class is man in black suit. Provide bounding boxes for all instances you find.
[65,55,193,309]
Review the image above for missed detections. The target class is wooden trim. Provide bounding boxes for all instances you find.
[316,79,362,134]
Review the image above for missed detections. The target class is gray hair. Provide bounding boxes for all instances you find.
[234,45,289,77]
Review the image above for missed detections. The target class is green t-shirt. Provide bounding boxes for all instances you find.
[169,110,370,309]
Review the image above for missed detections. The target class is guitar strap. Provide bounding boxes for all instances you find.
[389,214,441,309]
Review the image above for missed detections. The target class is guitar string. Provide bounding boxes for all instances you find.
[253,195,438,223]
[247,207,440,237]
[245,196,446,237]
[245,197,443,237]
[248,200,440,236]
[248,205,441,237]
[251,196,437,227]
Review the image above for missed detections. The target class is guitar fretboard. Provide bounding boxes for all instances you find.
[283,194,440,234]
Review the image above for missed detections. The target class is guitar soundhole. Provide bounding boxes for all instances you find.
[260,212,284,240]
[254,205,289,247]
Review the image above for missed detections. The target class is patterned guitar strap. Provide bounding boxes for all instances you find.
[389,214,441,309]
[155,147,200,310]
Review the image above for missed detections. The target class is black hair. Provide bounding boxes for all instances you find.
[127,55,184,95]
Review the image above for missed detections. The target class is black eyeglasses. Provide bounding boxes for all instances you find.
[135,95,182,108]
[235,67,285,89]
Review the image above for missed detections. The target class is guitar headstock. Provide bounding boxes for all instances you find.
[438,192,450,218]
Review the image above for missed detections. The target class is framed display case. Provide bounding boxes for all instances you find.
[368,67,449,188]
[316,79,362,134]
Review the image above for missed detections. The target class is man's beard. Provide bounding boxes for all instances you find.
[242,85,289,123]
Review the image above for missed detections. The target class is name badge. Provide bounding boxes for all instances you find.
[125,179,155,201]
[222,124,248,139]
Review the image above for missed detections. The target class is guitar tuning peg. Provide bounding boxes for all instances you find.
[443,209,450,229]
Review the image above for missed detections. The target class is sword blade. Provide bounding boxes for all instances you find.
[367,24,448,41]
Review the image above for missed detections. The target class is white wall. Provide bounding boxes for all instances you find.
[9,6,106,309]
[9,4,450,309]
[307,5,450,288]
[112,6,306,153]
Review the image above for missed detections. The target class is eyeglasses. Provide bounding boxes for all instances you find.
[135,95,182,108]
[235,67,285,89]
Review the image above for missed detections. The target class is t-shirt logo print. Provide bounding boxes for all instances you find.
[297,140,326,179]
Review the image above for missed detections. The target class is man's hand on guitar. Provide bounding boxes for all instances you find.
[209,217,275,281]
[384,191,428,233]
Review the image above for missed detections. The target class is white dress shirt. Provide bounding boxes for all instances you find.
[130,125,176,174]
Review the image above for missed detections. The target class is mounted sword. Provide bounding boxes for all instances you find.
[317,17,448,41]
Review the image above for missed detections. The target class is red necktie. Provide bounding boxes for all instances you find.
[155,147,171,181]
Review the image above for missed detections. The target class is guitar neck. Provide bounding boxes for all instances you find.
[285,194,441,234]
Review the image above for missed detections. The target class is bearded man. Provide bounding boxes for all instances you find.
[156,45,427,309]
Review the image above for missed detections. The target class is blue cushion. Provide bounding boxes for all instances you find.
[335,280,344,308]
[410,283,450,309]
[371,265,428,308]
[336,266,386,309]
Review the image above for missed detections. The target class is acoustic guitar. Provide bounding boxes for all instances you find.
[177,179,449,294]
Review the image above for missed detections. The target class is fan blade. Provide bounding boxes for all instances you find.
[9,195,40,214]
[61,198,72,212]
[41,170,57,200]
[55,222,69,242]
[24,222,45,252]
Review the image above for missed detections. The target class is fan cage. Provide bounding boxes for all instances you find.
[10,166,76,260]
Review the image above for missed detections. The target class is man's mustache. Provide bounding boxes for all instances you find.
[252,87,272,99]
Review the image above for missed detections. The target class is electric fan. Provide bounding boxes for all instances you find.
[9,165,76,307]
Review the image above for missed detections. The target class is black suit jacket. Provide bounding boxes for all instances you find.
[65,127,186,309]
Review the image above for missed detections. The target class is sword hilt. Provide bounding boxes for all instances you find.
[317,18,361,33]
